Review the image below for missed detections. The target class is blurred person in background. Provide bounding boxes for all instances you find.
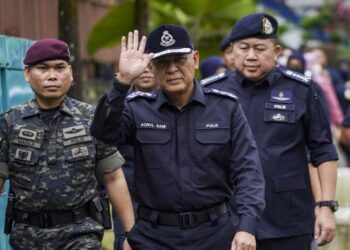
[199,56,227,80]
[286,51,306,74]
[220,35,236,72]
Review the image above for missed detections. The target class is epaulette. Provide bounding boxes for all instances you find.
[200,72,230,86]
[203,88,238,100]
[280,68,311,86]
[126,91,157,101]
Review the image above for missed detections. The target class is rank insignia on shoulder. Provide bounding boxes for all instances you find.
[200,72,229,86]
[127,91,156,101]
[204,88,238,100]
[282,69,311,85]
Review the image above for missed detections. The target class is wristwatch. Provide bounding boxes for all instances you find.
[315,200,339,212]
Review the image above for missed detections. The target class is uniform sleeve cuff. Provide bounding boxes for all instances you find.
[0,162,9,179]
[106,80,130,103]
[311,144,338,166]
[237,216,258,236]
[96,151,125,176]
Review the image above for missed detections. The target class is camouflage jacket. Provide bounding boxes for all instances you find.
[0,97,124,211]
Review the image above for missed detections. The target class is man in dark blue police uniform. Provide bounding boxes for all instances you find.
[91,25,265,250]
[201,13,339,250]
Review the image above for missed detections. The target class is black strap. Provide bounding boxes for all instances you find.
[138,203,227,228]
[14,205,90,228]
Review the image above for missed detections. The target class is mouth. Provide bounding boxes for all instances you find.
[167,78,182,84]
[139,76,153,83]
[44,85,60,91]
[245,65,259,71]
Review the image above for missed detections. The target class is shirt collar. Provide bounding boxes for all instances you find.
[154,80,206,110]
[237,67,278,87]
[21,96,74,119]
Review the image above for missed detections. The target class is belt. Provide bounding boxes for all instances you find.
[14,205,90,228]
[138,203,227,228]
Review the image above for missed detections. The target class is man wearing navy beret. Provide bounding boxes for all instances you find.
[91,24,265,250]
[201,13,338,250]
[0,38,135,249]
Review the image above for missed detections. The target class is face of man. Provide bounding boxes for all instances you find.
[150,51,199,97]
[222,45,235,71]
[133,68,157,92]
[24,60,73,109]
[232,38,280,82]
[287,58,304,74]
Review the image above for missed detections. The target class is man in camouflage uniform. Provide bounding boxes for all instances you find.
[0,39,134,250]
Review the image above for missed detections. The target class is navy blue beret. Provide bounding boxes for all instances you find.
[24,39,70,65]
[229,13,278,43]
[146,24,194,59]
[220,35,232,52]
[200,56,226,79]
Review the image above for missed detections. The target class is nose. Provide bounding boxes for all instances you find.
[166,60,178,73]
[47,68,58,80]
[246,48,257,60]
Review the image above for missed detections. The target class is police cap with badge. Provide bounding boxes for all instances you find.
[228,13,278,43]
[24,38,70,66]
[145,24,194,59]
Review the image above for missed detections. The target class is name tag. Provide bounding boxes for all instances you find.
[196,122,228,130]
[265,103,295,111]
[63,135,93,146]
[138,122,168,129]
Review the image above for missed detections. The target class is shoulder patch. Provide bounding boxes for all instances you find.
[281,68,311,85]
[200,72,230,86]
[204,88,238,100]
[126,91,157,101]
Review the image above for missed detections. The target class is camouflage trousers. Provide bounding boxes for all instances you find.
[9,217,104,250]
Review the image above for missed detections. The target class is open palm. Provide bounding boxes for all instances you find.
[118,30,153,83]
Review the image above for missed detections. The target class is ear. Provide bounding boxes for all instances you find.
[23,67,31,83]
[193,50,200,69]
[69,65,74,84]
[274,45,282,60]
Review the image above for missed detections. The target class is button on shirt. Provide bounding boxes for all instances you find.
[202,67,338,239]
[91,80,265,234]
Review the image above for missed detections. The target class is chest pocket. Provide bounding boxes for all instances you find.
[264,103,296,123]
[190,122,230,186]
[9,128,44,185]
[61,124,96,162]
[136,124,172,185]
[10,128,43,165]
[195,122,230,144]
[263,103,299,145]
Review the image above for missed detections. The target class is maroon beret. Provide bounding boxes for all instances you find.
[23,39,70,65]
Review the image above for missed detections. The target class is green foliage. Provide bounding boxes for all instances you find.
[87,1,134,55]
[87,0,255,56]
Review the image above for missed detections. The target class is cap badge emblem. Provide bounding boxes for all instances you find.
[160,30,176,47]
[262,18,273,35]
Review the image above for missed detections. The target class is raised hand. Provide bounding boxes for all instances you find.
[117,30,153,84]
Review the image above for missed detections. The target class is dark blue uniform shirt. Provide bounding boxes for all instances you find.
[91,80,265,235]
[201,68,338,239]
